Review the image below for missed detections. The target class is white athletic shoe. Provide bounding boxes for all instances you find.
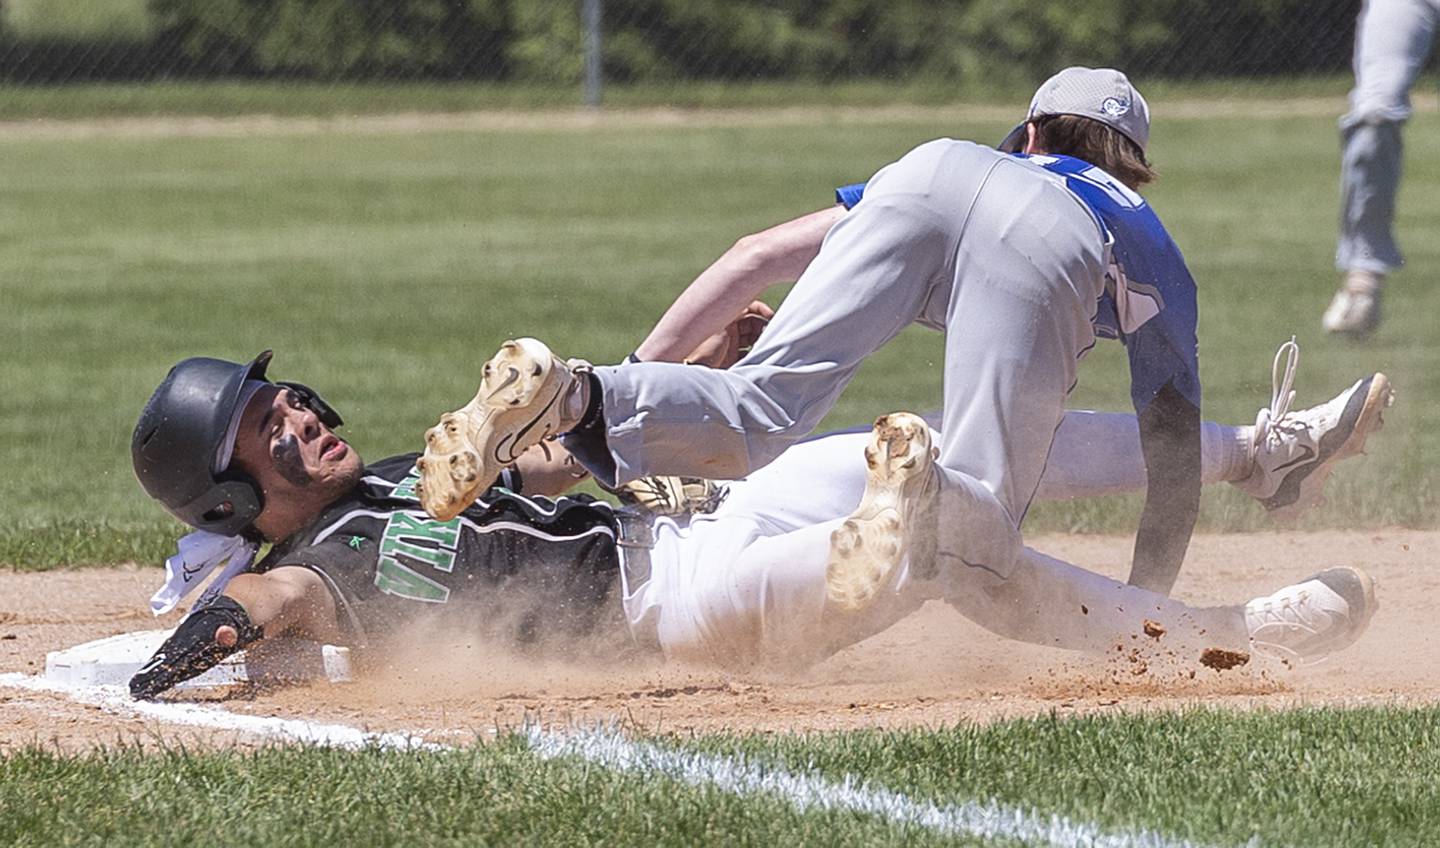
[417,338,585,521]
[1233,339,1393,520]
[825,412,939,613]
[1245,566,1377,665]
[1322,270,1383,336]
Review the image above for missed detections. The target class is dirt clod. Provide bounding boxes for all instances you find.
[1143,619,1166,640]
[1199,648,1251,671]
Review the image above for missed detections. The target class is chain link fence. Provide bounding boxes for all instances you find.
[0,0,1367,108]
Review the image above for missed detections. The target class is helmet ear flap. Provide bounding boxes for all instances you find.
[132,351,279,538]
[275,381,344,429]
[180,478,265,538]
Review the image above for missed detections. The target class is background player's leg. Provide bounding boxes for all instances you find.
[1335,0,1436,277]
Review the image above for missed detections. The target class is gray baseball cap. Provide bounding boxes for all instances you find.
[998,67,1150,155]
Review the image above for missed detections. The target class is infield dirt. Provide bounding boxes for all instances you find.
[2,529,1435,751]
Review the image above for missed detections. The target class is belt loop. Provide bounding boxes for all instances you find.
[614,508,656,549]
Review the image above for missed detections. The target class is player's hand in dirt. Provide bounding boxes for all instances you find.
[684,301,774,368]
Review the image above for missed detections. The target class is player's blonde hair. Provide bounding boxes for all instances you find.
[1032,114,1158,191]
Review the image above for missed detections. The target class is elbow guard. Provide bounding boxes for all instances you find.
[129,596,264,700]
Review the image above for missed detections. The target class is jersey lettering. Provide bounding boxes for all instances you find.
[374,557,449,603]
[268,453,622,642]
[372,510,461,601]
[391,468,421,502]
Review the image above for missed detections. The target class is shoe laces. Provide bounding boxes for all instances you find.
[1252,337,1300,450]
[1248,586,1335,665]
[1249,587,1321,635]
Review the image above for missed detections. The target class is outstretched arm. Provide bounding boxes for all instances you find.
[633,205,845,362]
[511,442,592,496]
[217,567,339,643]
[129,566,338,698]
[1127,383,1202,595]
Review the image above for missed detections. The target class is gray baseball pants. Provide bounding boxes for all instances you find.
[1338,0,1439,274]
[567,139,1109,582]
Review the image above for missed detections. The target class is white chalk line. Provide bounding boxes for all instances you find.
[0,672,1239,847]
[529,726,1229,848]
[0,672,435,750]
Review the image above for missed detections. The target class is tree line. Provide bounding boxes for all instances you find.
[0,0,1358,85]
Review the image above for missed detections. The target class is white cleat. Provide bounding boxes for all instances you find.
[1322,270,1383,337]
[417,338,584,521]
[1233,339,1393,520]
[825,412,939,613]
[1245,566,1377,665]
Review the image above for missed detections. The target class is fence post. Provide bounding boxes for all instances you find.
[582,0,603,107]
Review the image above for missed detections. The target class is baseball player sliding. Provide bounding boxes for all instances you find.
[126,342,1383,698]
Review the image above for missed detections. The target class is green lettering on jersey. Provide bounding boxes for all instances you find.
[392,470,421,501]
[374,556,449,603]
[386,511,460,547]
[377,511,460,574]
[371,510,462,603]
[380,536,453,569]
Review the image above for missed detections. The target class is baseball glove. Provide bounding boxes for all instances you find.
[613,475,728,516]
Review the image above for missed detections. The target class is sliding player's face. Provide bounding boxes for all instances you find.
[231,385,363,514]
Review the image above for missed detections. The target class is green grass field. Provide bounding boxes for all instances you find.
[3,85,1438,567]
[3,708,1437,846]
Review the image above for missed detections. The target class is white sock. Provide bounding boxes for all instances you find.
[560,366,592,432]
[1345,269,1384,294]
[1203,422,1255,483]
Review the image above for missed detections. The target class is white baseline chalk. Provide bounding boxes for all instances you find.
[0,672,433,750]
[528,727,1237,848]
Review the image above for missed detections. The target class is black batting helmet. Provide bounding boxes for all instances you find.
[131,351,344,537]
